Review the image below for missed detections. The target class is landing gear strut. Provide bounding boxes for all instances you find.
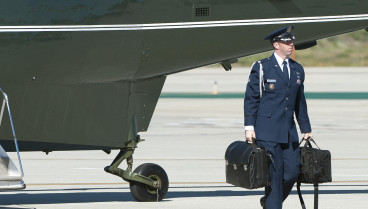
[104,135,169,202]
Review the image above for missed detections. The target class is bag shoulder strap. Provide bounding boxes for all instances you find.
[297,182,306,209]
[297,181,319,209]
[313,158,319,209]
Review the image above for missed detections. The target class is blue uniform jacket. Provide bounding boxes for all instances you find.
[244,54,311,143]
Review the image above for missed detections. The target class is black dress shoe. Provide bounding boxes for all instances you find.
[260,196,266,209]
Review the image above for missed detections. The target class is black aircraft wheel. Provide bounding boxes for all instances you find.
[130,163,169,202]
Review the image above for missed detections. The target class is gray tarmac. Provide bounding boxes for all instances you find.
[1,66,368,209]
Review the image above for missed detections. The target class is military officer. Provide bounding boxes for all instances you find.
[243,26,313,209]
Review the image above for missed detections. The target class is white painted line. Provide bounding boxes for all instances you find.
[0,14,367,32]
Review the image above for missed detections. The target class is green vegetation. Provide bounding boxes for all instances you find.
[238,30,368,66]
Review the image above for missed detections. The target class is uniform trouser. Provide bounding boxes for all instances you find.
[256,140,300,209]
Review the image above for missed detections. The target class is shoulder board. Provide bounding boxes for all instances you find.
[258,57,270,64]
[289,58,302,67]
[250,57,270,69]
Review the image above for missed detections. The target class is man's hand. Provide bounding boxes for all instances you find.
[245,130,256,142]
[303,132,313,140]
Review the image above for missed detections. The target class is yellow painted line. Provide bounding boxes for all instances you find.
[26,182,226,186]
[138,158,368,161]
[332,181,368,183]
[20,158,225,161]
[135,159,224,161]
[333,158,368,160]
[27,182,129,186]
[21,158,368,161]
[26,181,368,186]
[171,182,227,184]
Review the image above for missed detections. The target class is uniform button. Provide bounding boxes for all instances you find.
[285,107,288,110]
[286,97,289,101]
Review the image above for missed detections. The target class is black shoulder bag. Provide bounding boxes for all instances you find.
[297,138,332,209]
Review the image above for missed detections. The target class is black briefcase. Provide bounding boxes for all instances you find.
[225,141,270,189]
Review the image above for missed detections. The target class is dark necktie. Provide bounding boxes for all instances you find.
[282,60,289,80]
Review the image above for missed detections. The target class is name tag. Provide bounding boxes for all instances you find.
[267,79,276,83]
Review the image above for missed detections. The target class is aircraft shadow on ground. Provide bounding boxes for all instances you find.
[0,191,136,205]
[0,188,367,205]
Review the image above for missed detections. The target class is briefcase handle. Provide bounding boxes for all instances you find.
[299,137,321,149]
[245,137,258,145]
[247,138,275,164]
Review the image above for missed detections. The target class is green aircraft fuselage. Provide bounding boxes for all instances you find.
[0,0,367,151]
